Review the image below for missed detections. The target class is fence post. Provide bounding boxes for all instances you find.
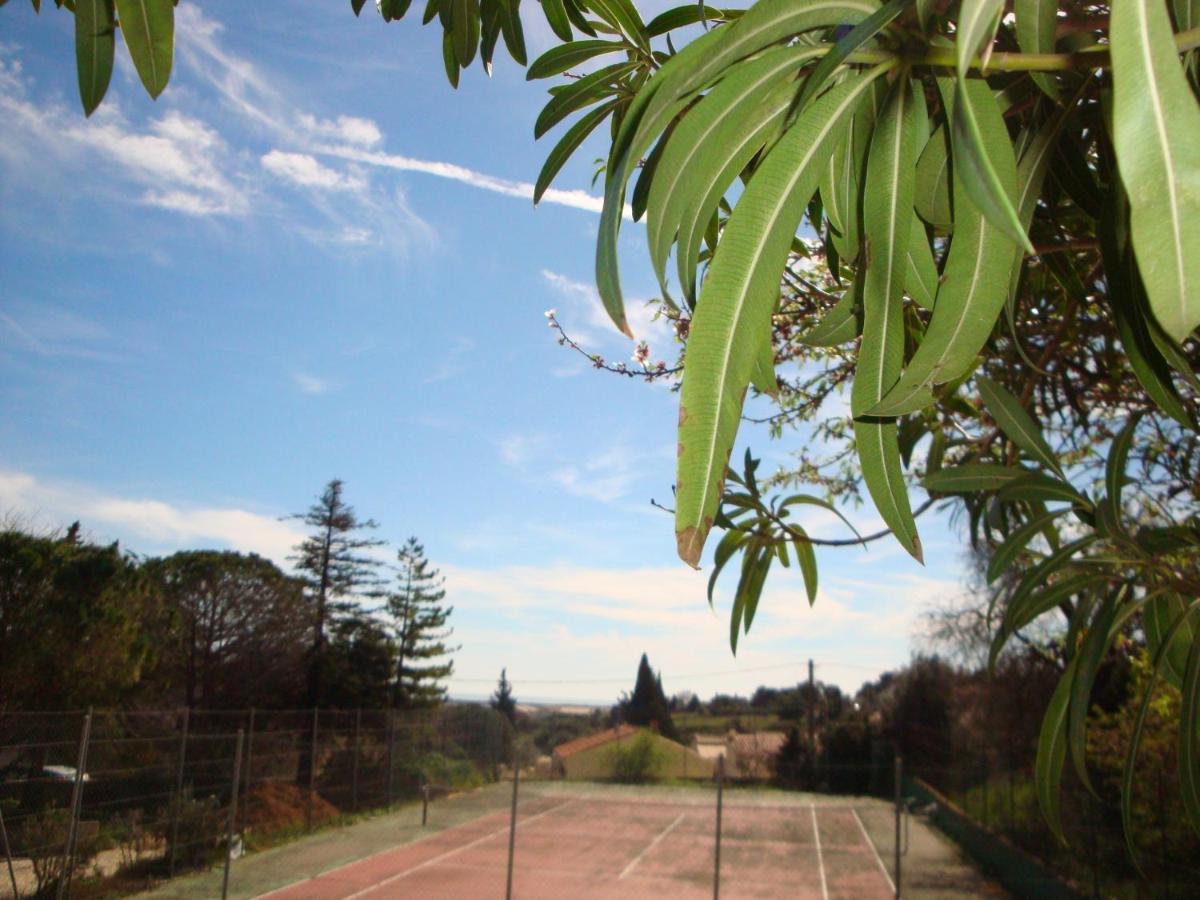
[307,708,318,832]
[1,800,20,900]
[505,762,519,900]
[422,784,430,826]
[168,707,190,877]
[386,711,395,808]
[713,754,724,900]
[242,708,255,832]
[221,730,245,900]
[894,755,902,900]
[57,708,92,900]
[352,708,361,813]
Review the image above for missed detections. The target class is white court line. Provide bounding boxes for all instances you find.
[618,812,686,880]
[342,798,576,899]
[851,806,896,894]
[811,805,830,900]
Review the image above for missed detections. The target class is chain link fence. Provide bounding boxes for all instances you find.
[0,705,510,898]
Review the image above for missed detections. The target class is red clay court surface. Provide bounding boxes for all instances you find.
[255,795,896,899]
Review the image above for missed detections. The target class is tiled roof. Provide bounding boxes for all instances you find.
[553,724,640,759]
[729,731,787,758]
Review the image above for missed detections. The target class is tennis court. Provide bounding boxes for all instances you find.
[254,786,897,899]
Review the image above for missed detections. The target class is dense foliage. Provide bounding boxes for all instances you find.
[11,0,1200,861]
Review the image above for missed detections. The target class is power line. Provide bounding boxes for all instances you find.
[451,658,890,686]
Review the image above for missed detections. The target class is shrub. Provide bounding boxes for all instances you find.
[607,732,664,784]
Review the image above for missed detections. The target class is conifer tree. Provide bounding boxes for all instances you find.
[388,537,457,709]
[622,653,679,742]
[491,668,516,724]
[289,479,386,708]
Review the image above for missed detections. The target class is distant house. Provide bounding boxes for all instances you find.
[726,731,787,779]
[692,734,727,765]
[553,725,714,780]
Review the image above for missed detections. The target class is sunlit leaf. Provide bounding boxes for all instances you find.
[75,0,114,116]
[1111,0,1200,342]
[675,70,885,567]
[113,0,173,99]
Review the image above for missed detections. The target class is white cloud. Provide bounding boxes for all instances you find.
[291,372,334,394]
[0,468,305,565]
[262,150,366,192]
[298,113,383,148]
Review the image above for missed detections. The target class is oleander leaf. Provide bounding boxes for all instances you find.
[527,40,625,80]
[851,74,926,561]
[1036,658,1076,844]
[535,99,618,203]
[675,70,884,567]
[598,0,879,336]
[113,0,173,99]
[1111,0,1200,342]
[541,0,574,41]
[870,78,1019,416]
[986,508,1068,583]
[1014,0,1058,99]
[977,376,1065,477]
[647,45,823,301]
[905,215,938,309]
[75,0,115,117]
[922,463,1028,492]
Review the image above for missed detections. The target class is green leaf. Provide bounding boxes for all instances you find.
[535,61,636,138]
[800,282,859,346]
[379,0,414,21]
[792,533,818,605]
[851,75,925,562]
[647,45,823,301]
[955,0,1004,74]
[991,572,1098,669]
[645,4,736,36]
[905,216,938,310]
[790,0,909,121]
[497,0,526,66]
[1123,601,1200,870]
[442,28,461,86]
[750,320,777,395]
[113,0,173,99]
[585,0,647,51]
[922,463,1027,492]
[674,71,885,567]
[1068,589,1122,795]
[598,0,880,335]
[1111,0,1200,342]
[707,528,747,605]
[1014,0,1058,99]
[541,0,574,41]
[1105,413,1141,519]
[951,77,1034,252]
[977,376,1064,477]
[1145,594,1196,689]
[527,40,624,79]
[870,78,1020,416]
[1036,659,1076,844]
[534,99,618,203]
[352,0,369,14]
[986,508,1067,583]
[562,0,597,35]
[1180,622,1200,834]
[453,0,480,66]
[996,471,1091,508]
[75,0,115,117]
[914,122,953,228]
[822,79,886,263]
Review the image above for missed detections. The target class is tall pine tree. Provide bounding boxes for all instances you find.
[388,537,456,709]
[289,479,385,708]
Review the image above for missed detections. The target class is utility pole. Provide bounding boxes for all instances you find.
[807,659,816,786]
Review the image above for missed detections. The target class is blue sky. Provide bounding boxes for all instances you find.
[0,1,970,704]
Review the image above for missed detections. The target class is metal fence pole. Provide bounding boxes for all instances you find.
[221,730,245,900]
[1,800,20,900]
[57,708,92,900]
[713,754,724,900]
[242,708,255,832]
[307,708,318,832]
[505,763,519,900]
[168,708,190,877]
[386,712,395,808]
[894,755,902,900]
[352,708,361,813]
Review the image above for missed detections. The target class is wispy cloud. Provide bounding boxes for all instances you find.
[262,150,366,192]
[0,467,305,565]
[540,269,674,350]
[291,371,335,395]
[0,304,125,363]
